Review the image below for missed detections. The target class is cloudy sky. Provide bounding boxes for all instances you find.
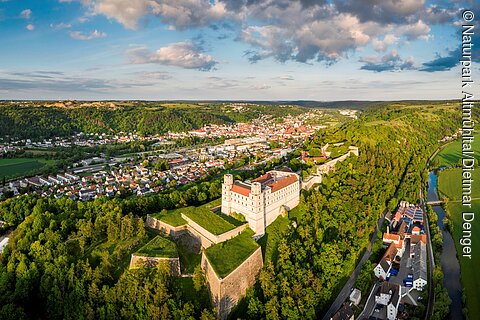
[0,0,478,100]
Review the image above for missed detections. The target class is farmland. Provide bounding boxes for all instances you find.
[434,134,480,168]
[0,158,55,180]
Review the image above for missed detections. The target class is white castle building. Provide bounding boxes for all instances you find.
[221,169,300,236]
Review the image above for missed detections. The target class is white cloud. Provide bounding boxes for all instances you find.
[372,34,398,52]
[139,71,172,80]
[81,0,230,30]
[20,9,32,19]
[26,24,35,31]
[397,20,431,41]
[360,50,415,72]
[279,75,294,81]
[69,29,107,40]
[50,22,72,30]
[127,41,218,71]
[252,84,271,90]
[74,0,440,67]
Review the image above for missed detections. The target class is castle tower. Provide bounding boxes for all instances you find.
[224,174,233,185]
[250,182,265,235]
[221,174,233,215]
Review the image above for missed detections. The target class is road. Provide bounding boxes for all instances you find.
[321,206,389,320]
[322,158,412,320]
[358,282,380,319]
[420,185,435,320]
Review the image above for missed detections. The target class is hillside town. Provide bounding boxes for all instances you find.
[0,108,337,200]
[0,109,326,152]
[330,201,430,320]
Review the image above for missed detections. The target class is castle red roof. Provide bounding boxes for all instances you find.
[269,175,298,193]
[231,184,250,197]
[252,173,272,184]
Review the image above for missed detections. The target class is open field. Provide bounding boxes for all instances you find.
[205,229,258,278]
[437,168,480,317]
[438,169,480,200]
[0,157,55,180]
[135,235,178,258]
[435,134,480,168]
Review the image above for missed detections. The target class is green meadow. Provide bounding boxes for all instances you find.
[434,134,480,168]
[437,167,480,317]
[0,158,55,180]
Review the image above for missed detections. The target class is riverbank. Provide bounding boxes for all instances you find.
[437,168,480,319]
[428,171,463,320]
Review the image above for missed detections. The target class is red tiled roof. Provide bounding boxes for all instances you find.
[410,234,427,244]
[383,243,398,262]
[383,233,400,242]
[269,175,298,192]
[393,211,403,221]
[252,173,272,184]
[231,184,250,196]
[394,239,404,249]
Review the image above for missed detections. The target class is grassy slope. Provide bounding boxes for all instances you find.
[257,215,289,263]
[135,235,178,258]
[182,206,237,235]
[437,168,480,317]
[152,209,187,227]
[205,229,259,278]
[176,242,201,274]
[0,158,54,179]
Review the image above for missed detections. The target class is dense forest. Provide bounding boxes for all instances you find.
[0,102,468,319]
[236,102,462,319]
[0,102,307,139]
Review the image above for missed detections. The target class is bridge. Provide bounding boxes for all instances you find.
[426,200,444,205]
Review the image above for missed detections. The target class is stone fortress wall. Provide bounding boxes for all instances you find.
[129,254,181,276]
[201,247,263,320]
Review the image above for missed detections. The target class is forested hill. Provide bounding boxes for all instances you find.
[0,102,469,320]
[0,101,307,139]
[237,102,466,319]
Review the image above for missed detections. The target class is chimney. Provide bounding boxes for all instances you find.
[387,226,390,234]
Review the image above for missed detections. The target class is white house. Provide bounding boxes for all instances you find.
[349,288,361,305]
[411,238,428,291]
[374,243,398,280]
[375,282,400,320]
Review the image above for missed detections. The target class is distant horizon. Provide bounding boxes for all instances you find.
[0,99,462,103]
[1,0,477,100]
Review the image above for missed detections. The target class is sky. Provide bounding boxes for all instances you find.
[0,0,478,100]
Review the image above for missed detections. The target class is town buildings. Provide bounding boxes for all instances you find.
[375,282,401,320]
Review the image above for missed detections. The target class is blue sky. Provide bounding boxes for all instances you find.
[0,0,477,100]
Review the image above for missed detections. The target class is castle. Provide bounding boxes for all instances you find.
[221,169,300,235]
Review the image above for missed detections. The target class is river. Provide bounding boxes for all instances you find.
[427,170,463,320]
